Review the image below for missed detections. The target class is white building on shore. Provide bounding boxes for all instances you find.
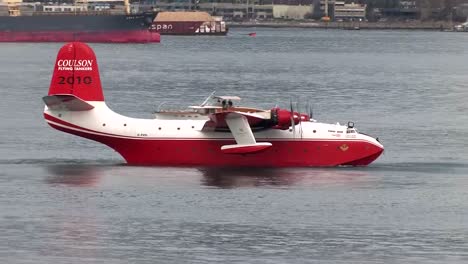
[319,0,366,21]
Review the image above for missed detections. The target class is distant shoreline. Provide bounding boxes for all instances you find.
[228,21,457,31]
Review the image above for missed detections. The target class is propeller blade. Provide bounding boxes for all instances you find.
[296,100,303,139]
[290,98,295,137]
[200,91,216,107]
[309,103,314,119]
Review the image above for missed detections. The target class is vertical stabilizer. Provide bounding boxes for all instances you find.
[48,42,104,101]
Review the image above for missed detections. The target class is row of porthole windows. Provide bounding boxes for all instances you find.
[102,124,127,127]
[57,114,317,133]
[102,123,130,127]
[289,128,318,133]
[101,123,197,130]
[97,122,318,135]
[158,125,196,130]
[99,122,318,134]
[54,111,206,134]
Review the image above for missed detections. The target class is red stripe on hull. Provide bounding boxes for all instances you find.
[0,30,160,43]
[45,115,383,167]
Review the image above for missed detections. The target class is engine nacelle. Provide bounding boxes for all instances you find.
[270,108,300,130]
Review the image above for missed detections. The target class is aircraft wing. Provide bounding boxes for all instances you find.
[205,112,272,154]
[203,111,268,131]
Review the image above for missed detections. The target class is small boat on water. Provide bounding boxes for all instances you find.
[43,42,384,167]
[454,21,468,32]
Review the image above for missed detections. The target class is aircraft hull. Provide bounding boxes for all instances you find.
[45,113,383,167]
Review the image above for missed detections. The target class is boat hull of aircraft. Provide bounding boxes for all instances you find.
[44,112,383,167]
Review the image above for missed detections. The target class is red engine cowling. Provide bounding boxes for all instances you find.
[270,108,300,130]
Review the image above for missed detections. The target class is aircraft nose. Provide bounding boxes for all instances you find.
[375,137,384,150]
[361,133,384,152]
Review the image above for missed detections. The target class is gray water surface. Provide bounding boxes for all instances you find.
[1,28,468,263]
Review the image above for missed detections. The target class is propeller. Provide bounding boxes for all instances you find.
[157,101,167,112]
[289,98,295,138]
[296,100,303,139]
[200,91,216,107]
[306,99,314,121]
[310,104,314,120]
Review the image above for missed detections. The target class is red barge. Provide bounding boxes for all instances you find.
[0,2,160,43]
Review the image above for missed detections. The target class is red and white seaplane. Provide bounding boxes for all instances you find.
[43,42,384,166]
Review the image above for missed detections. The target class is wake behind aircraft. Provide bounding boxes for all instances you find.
[43,42,384,166]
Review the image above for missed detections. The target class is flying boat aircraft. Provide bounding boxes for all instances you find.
[43,42,384,166]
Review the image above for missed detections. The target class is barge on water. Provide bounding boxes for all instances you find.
[150,11,228,35]
[0,1,160,43]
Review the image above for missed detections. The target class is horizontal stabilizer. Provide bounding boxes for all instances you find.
[221,143,272,154]
[43,94,94,111]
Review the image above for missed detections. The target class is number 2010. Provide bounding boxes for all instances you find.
[58,76,92,85]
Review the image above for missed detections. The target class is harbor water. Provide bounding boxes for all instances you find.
[1,28,468,263]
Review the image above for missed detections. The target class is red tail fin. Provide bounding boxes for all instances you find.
[49,42,104,101]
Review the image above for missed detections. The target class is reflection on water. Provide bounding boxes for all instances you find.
[44,163,372,189]
[42,161,468,190]
[45,164,103,187]
[199,168,300,188]
[5,162,467,264]
[199,167,370,188]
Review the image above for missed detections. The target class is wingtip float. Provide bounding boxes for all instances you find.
[43,42,384,167]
